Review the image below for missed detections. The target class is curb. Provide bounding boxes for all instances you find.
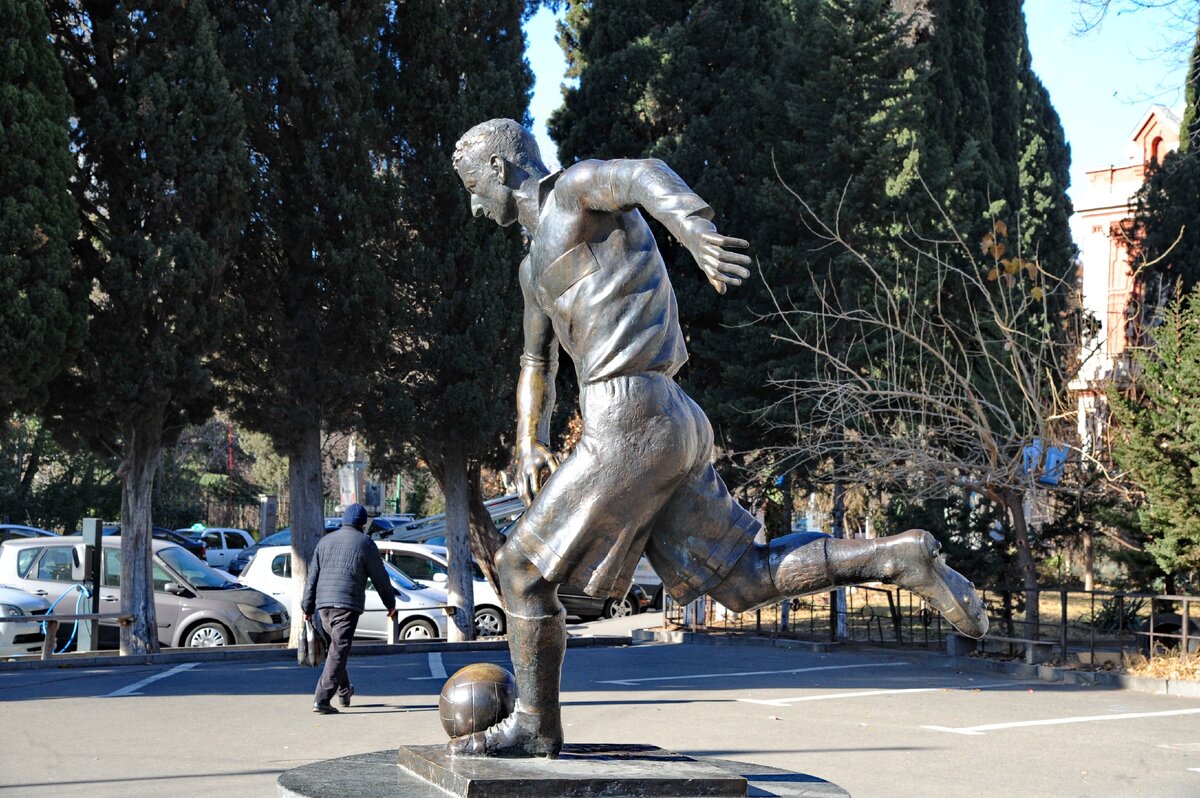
[0,634,630,672]
[630,629,1200,699]
[631,628,837,653]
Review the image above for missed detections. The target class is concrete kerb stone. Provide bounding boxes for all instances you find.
[0,634,631,672]
[630,628,1199,699]
[631,627,837,654]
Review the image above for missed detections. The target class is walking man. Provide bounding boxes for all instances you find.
[302,503,396,714]
[451,119,989,756]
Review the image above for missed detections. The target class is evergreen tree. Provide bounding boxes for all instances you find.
[206,0,394,641]
[363,0,533,640]
[1134,16,1200,294]
[0,0,83,415]
[1110,288,1200,588]
[45,0,248,653]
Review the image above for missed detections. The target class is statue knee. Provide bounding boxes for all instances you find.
[495,541,548,601]
[707,543,773,613]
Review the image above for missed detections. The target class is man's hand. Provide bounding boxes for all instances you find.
[304,613,312,623]
[386,608,397,619]
[516,437,559,505]
[681,216,751,294]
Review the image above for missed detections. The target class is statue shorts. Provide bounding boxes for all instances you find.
[507,372,761,605]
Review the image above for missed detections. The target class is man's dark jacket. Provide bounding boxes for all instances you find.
[301,526,397,615]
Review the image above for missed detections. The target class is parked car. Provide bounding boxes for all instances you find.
[0,585,50,658]
[377,540,643,628]
[389,494,526,543]
[100,525,207,562]
[375,542,507,637]
[228,522,340,576]
[237,545,449,640]
[0,525,57,545]
[1137,613,1200,654]
[632,556,664,610]
[0,536,289,648]
[180,527,255,570]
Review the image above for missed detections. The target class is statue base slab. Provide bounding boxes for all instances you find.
[276,747,849,798]
[397,742,744,796]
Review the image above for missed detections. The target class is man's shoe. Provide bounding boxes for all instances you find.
[312,702,339,715]
[339,685,354,708]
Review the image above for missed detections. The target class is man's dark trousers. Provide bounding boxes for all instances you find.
[315,607,359,704]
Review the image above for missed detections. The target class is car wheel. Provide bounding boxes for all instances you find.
[399,618,438,640]
[473,606,506,637]
[184,622,231,648]
[603,593,637,619]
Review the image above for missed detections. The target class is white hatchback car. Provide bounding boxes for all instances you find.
[238,545,450,641]
[374,542,508,637]
[183,527,255,570]
[0,585,50,658]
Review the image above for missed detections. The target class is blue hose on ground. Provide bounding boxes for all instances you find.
[42,584,92,654]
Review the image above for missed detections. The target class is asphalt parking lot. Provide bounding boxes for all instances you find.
[1,623,1198,797]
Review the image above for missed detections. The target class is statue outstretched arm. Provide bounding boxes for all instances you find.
[557,158,752,294]
[515,256,559,506]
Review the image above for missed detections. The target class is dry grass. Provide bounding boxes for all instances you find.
[1123,651,1200,681]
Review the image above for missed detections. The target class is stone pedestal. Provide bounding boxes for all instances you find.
[276,748,849,798]
[397,743,745,796]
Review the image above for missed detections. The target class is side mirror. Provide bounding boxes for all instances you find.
[432,573,448,584]
[164,582,190,597]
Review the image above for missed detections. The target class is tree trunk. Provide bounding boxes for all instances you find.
[467,462,505,598]
[16,425,47,520]
[1082,527,1094,592]
[426,455,506,601]
[118,413,163,655]
[442,443,475,642]
[288,422,324,647]
[1003,489,1040,637]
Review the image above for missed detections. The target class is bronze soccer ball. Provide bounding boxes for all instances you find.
[439,662,517,738]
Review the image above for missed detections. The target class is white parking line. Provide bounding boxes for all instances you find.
[924,707,1200,736]
[739,681,1014,707]
[1188,768,1200,774]
[104,663,198,697]
[598,661,906,687]
[407,652,449,681]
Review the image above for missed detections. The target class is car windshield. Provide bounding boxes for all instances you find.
[158,546,235,589]
[383,561,421,590]
[259,530,290,547]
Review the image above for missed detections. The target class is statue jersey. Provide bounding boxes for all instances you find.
[521,160,712,385]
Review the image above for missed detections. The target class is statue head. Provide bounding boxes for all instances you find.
[453,119,547,227]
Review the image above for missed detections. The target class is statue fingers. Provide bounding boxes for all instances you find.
[702,232,750,250]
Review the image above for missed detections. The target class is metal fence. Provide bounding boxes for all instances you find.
[664,585,1198,666]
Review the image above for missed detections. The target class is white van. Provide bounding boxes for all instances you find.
[182,527,255,569]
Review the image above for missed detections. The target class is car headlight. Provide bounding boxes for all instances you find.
[237,603,273,624]
[1,604,21,618]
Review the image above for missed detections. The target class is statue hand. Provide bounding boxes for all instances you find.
[682,217,751,294]
[516,438,558,505]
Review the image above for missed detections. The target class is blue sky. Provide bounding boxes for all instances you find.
[522,4,1193,199]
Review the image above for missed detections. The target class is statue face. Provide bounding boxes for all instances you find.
[457,157,518,227]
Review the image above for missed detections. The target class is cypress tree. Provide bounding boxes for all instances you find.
[363,0,533,640]
[45,0,249,653]
[1135,16,1200,294]
[0,0,83,415]
[206,0,394,640]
